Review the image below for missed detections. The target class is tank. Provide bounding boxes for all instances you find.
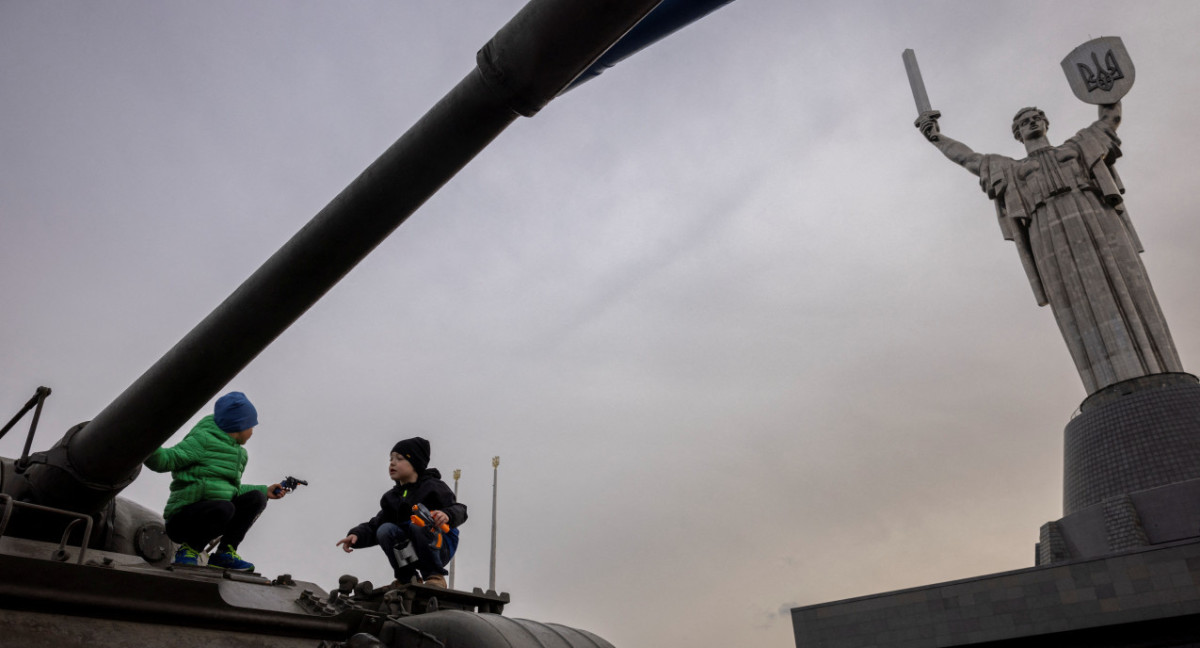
[0,0,733,646]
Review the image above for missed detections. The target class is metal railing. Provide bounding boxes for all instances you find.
[0,493,93,564]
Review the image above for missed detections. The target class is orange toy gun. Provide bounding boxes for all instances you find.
[410,503,450,549]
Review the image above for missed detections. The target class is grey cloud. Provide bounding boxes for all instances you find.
[5,3,1200,648]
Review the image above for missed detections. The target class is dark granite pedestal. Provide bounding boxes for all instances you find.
[1039,373,1200,565]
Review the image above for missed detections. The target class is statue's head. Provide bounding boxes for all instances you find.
[1012,107,1049,142]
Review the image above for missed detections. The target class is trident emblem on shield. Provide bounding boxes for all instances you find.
[1077,49,1125,92]
[1061,36,1135,104]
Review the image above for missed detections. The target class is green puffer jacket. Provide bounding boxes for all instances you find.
[143,415,267,520]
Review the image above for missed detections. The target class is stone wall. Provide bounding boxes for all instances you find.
[792,539,1200,648]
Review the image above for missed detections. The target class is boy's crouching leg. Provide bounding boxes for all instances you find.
[207,491,267,571]
[222,489,268,549]
[407,525,451,582]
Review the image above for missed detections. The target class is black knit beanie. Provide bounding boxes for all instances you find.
[392,437,431,474]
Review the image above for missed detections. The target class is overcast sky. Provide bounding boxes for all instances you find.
[4,2,1200,647]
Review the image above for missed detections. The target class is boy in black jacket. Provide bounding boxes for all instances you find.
[336,437,467,588]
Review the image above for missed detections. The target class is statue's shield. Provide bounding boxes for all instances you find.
[1061,36,1134,104]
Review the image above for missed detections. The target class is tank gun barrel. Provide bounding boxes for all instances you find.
[15,0,667,514]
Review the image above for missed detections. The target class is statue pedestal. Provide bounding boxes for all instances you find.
[1038,373,1200,565]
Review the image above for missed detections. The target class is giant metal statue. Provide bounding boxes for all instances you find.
[906,39,1200,570]
[906,39,1182,395]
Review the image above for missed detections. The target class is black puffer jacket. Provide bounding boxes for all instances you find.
[347,468,467,548]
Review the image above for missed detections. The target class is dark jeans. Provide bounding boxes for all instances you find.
[377,521,455,581]
[165,490,267,550]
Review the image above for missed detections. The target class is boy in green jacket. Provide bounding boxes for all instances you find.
[144,392,285,571]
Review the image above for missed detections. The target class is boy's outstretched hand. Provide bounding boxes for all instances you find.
[267,484,287,500]
[336,535,357,552]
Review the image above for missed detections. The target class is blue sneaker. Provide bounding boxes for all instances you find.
[207,544,254,571]
[172,543,200,567]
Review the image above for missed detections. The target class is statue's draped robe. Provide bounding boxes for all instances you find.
[978,120,1182,394]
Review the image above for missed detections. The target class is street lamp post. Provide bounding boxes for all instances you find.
[489,456,499,591]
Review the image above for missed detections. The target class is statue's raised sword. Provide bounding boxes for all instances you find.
[902,48,939,141]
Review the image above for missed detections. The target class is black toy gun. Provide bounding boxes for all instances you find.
[273,475,308,497]
[410,503,450,549]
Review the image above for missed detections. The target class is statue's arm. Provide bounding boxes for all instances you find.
[915,111,982,175]
[1098,101,1121,130]
[931,134,983,175]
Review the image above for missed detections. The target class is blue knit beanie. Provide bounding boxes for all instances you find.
[214,392,258,433]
